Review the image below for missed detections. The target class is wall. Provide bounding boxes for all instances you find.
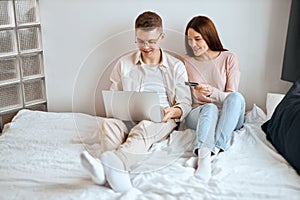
[39,0,292,115]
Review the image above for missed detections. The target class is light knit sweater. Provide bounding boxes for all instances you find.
[184,51,240,107]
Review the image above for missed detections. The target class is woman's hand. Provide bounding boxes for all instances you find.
[162,106,182,122]
[194,83,212,97]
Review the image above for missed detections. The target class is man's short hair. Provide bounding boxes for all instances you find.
[135,11,163,32]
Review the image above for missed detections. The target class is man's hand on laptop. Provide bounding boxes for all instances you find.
[162,106,182,122]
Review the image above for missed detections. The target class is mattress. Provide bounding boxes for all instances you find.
[0,105,299,200]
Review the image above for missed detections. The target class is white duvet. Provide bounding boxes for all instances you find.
[0,105,299,200]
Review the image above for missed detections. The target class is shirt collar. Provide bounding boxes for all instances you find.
[134,48,168,68]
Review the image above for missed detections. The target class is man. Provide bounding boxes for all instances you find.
[80,11,191,193]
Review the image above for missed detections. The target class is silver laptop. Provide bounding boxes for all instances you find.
[102,90,163,123]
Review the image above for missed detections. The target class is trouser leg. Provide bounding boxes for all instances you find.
[114,119,177,170]
[99,118,128,153]
[215,92,246,150]
[185,104,219,155]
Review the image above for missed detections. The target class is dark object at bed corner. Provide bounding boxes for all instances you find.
[281,0,300,83]
[261,77,300,175]
[266,0,300,175]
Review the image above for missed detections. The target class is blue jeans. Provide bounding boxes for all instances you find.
[185,92,245,155]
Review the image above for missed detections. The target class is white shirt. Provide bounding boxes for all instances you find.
[141,65,170,108]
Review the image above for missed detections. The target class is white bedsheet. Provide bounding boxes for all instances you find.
[0,105,299,200]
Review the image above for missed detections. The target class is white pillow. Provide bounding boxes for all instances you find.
[266,93,285,120]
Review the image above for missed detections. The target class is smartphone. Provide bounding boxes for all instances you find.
[185,81,199,87]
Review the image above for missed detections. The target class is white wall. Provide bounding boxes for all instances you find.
[39,0,292,115]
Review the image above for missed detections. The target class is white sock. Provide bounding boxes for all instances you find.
[101,151,133,193]
[211,147,220,161]
[195,147,212,182]
[80,151,106,185]
[214,147,220,155]
[184,156,198,168]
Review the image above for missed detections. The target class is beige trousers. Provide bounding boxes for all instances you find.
[99,118,177,171]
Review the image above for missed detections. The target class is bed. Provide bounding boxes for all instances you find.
[0,101,300,200]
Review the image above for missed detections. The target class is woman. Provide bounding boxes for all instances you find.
[183,16,245,182]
